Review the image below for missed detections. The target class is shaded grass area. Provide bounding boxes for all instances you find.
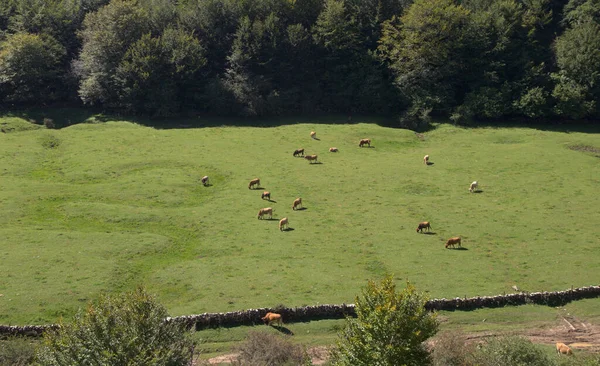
[0,113,599,327]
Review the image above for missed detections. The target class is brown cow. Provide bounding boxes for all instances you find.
[257,207,273,219]
[310,131,317,139]
[292,198,302,210]
[329,147,339,152]
[261,312,283,326]
[201,176,209,186]
[416,221,431,233]
[261,191,271,200]
[556,342,573,355]
[424,155,429,165]
[248,178,260,189]
[279,217,289,231]
[293,148,305,157]
[445,237,462,248]
[359,138,371,147]
[304,154,318,163]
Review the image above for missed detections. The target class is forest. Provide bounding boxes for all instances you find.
[0,0,599,125]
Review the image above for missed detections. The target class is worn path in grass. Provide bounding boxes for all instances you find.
[0,115,599,325]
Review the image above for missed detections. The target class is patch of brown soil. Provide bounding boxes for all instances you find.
[568,144,600,157]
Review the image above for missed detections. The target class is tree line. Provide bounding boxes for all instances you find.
[0,0,599,125]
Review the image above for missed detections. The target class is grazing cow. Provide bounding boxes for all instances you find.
[293,148,305,157]
[310,131,317,139]
[201,176,209,186]
[424,155,429,165]
[329,147,339,152]
[279,217,289,231]
[292,198,302,210]
[359,138,371,147]
[304,154,318,163]
[556,342,573,356]
[248,178,260,189]
[445,237,462,248]
[257,207,273,219]
[469,181,478,193]
[416,221,432,233]
[261,191,271,200]
[262,312,283,326]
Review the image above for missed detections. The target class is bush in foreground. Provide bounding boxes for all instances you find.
[471,335,552,366]
[329,276,439,366]
[36,287,196,366]
[232,330,310,366]
[0,337,36,366]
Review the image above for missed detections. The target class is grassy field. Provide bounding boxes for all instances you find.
[0,112,599,330]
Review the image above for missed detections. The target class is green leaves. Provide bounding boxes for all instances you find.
[330,276,438,366]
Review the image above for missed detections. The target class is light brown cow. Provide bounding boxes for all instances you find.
[248,178,260,189]
[329,147,338,152]
[304,154,318,163]
[293,148,305,157]
[310,131,317,139]
[424,155,429,165]
[469,181,478,193]
[359,138,371,147]
[261,312,283,326]
[261,191,271,200]
[279,217,289,231]
[292,198,302,210]
[556,342,573,356]
[445,237,462,248]
[416,221,431,233]
[201,176,209,186]
[257,207,273,219]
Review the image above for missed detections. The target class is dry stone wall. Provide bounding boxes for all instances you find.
[3,286,599,336]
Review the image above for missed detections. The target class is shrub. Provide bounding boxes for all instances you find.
[38,134,61,149]
[329,276,438,366]
[471,335,553,366]
[431,331,474,366]
[36,287,196,366]
[43,118,55,129]
[0,337,37,366]
[232,330,310,366]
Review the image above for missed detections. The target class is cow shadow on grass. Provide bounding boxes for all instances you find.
[263,218,279,221]
[472,190,484,194]
[263,199,277,203]
[447,247,468,250]
[281,227,295,232]
[426,162,434,166]
[309,162,323,165]
[251,187,265,190]
[423,232,436,235]
[273,326,294,335]
[202,183,213,187]
[294,207,307,211]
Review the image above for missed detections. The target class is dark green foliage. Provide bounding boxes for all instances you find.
[470,336,553,366]
[329,276,438,366]
[0,32,66,105]
[36,287,196,366]
[0,337,36,366]
[232,331,310,366]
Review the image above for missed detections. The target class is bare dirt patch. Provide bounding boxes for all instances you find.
[202,317,600,364]
[568,144,600,157]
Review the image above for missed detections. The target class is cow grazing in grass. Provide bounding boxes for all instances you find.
[262,312,283,326]
[445,237,462,248]
[359,139,371,147]
[257,207,273,219]
[248,178,260,189]
[310,131,317,139]
[261,191,270,200]
[329,147,338,152]
[279,217,289,231]
[556,342,573,356]
[293,148,305,157]
[304,154,318,163]
[416,221,431,233]
[424,155,429,165]
[201,176,209,186]
[292,198,302,210]
[469,181,478,193]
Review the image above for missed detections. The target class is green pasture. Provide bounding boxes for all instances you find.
[0,114,599,327]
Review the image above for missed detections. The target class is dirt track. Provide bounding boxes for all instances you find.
[203,316,600,365]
